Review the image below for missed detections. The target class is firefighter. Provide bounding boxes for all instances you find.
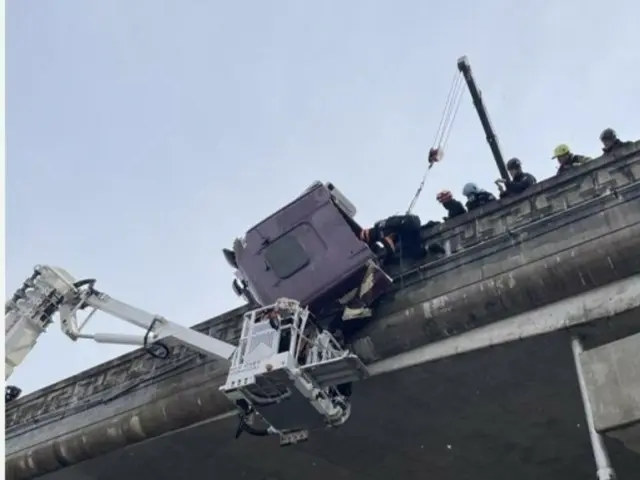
[552,144,590,175]
[360,214,421,260]
[360,214,444,261]
[462,183,496,211]
[6,385,21,402]
[600,128,632,155]
[495,157,537,198]
[436,190,466,219]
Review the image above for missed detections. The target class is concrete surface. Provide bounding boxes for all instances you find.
[368,275,640,376]
[28,331,640,480]
[6,142,640,479]
[580,332,640,454]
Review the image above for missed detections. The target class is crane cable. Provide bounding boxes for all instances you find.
[406,70,465,214]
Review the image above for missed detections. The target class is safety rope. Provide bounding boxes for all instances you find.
[406,70,465,214]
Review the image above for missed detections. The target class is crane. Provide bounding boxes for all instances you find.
[5,265,369,446]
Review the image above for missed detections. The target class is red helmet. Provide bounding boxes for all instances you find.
[436,190,453,203]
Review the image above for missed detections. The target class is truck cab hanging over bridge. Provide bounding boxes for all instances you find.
[222,181,402,327]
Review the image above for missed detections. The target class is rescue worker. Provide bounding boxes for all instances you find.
[436,190,466,219]
[345,214,444,322]
[360,215,420,257]
[600,128,632,155]
[360,214,445,261]
[495,158,537,198]
[424,219,441,229]
[552,144,590,175]
[462,183,496,211]
[6,385,21,402]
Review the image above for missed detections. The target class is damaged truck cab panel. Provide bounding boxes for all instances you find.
[226,182,391,317]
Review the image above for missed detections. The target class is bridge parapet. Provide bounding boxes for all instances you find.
[422,140,640,252]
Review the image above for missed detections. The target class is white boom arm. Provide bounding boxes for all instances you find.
[5,265,235,380]
[5,265,369,446]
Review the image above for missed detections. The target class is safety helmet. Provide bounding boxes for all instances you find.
[462,183,479,197]
[600,128,617,141]
[506,157,521,170]
[436,190,453,203]
[552,144,570,159]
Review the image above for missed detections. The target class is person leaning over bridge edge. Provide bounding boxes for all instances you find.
[462,183,496,211]
[436,190,466,219]
[600,128,632,155]
[359,214,424,261]
[359,214,446,261]
[495,157,537,198]
[552,144,591,176]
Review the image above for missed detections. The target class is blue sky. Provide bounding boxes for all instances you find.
[7,0,640,394]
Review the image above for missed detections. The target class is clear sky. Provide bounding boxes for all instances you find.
[6,0,640,394]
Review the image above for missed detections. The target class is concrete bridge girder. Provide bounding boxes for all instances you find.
[5,142,640,479]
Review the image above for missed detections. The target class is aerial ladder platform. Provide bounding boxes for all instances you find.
[5,265,369,446]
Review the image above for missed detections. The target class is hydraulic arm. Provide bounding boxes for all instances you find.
[5,265,369,446]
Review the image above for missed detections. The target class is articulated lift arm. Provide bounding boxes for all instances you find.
[5,265,368,446]
[5,265,235,378]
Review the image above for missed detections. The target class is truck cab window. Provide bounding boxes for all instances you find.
[264,234,309,279]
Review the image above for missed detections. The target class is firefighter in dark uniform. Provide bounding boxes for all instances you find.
[600,128,632,155]
[495,157,537,198]
[462,183,496,211]
[436,190,466,219]
[360,214,422,260]
[360,213,446,262]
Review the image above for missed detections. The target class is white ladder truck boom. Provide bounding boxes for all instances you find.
[5,265,369,446]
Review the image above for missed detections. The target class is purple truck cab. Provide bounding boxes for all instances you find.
[226,182,390,314]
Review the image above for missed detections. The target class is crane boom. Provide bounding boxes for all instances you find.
[457,56,509,180]
[5,265,369,446]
